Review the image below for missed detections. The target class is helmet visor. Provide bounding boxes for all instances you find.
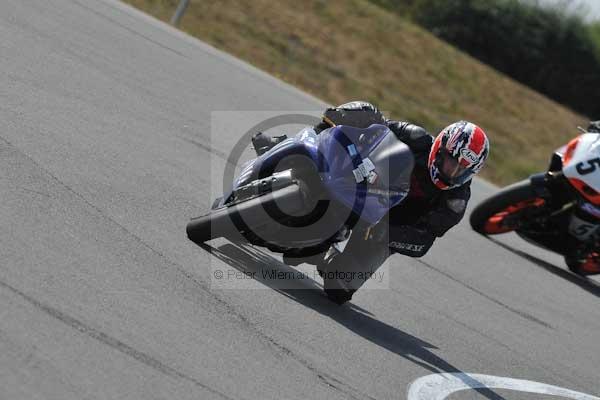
[437,149,474,186]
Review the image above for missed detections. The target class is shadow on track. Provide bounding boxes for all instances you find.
[488,238,600,298]
[200,241,506,400]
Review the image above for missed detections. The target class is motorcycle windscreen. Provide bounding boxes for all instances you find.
[317,124,413,225]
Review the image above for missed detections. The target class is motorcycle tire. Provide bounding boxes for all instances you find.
[186,183,306,244]
[470,179,544,235]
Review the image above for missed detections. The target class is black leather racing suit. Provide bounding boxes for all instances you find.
[317,102,471,302]
[384,120,471,257]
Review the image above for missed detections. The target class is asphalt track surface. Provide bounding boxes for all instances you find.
[1,1,599,399]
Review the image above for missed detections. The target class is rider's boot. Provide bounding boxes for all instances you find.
[324,288,355,305]
[282,248,327,267]
[317,246,356,305]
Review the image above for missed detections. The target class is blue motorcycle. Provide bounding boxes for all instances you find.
[186,124,414,260]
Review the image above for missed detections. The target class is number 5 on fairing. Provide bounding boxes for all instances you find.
[575,157,600,175]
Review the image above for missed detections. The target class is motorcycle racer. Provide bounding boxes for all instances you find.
[253,101,490,304]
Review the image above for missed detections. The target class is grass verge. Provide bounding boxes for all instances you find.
[121,0,588,185]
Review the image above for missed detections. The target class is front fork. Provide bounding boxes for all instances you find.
[510,172,572,235]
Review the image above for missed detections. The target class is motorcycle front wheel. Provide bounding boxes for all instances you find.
[186,183,307,244]
[470,180,546,235]
[565,253,600,276]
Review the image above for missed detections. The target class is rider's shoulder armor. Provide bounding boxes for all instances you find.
[322,101,386,129]
[334,101,379,112]
[386,120,433,155]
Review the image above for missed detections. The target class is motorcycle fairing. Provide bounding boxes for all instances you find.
[231,127,320,195]
[229,124,413,226]
[317,124,413,224]
[562,133,600,205]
